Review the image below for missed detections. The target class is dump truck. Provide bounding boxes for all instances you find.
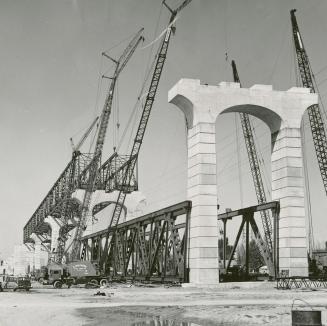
[41,261,110,288]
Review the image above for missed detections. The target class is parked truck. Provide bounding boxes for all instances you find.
[41,261,110,288]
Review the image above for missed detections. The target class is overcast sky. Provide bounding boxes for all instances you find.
[1,0,327,258]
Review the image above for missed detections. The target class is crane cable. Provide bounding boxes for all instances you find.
[223,0,229,80]
[267,18,289,83]
[116,51,158,153]
[142,2,163,84]
[113,2,164,154]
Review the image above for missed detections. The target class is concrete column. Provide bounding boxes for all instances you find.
[188,122,219,284]
[30,233,42,270]
[44,216,61,254]
[272,127,308,276]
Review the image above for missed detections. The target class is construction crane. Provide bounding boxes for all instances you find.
[55,116,99,263]
[70,117,99,153]
[99,0,193,272]
[231,60,274,275]
[290,9,327,196]
[70,28,144,261]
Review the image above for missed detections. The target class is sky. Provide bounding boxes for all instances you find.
[1,0,327,258]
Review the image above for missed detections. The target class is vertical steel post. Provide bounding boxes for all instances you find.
[245,215,250,276]
[223,219,227,269]
[184,207,191,282]
[273,206,280,277]
[164,221,169,278]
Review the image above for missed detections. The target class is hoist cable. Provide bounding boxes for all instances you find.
[117,53,158,152]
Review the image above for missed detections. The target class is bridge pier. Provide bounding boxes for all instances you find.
[186,122,219,284]
[169,79,317,282]
[272,127,307,276]
[44,216,62,254]
[30,233,43,271]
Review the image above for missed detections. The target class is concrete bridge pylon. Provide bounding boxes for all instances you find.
[169,79,318,285]
[44,216,63,260]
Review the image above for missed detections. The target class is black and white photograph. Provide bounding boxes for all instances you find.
[0,0,327,325]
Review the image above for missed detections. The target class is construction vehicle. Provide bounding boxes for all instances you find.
[40,261,110,288]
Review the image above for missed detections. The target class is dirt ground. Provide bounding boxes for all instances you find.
[0,281,327,325]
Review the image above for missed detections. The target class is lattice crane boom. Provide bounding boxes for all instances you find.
[231,60,274,274]
[291,9,327,195]
[99,0,193,271]
[70,117,99,153]
[70,29,144,260]
[55,117,100,263]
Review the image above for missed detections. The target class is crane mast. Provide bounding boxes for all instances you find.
[231,60,274,274]
[99,0,193,271]
[290,9,327,195]
[55,117,99,263]
[70,29,144,261]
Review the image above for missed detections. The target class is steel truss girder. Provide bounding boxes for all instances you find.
[80,201,191,283]
[23,153,92,243]
[277,276,327,289]
[95,152,138,193]
[218,201,280,278]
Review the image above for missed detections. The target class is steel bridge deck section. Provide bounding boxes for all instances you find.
[80,201,192,283]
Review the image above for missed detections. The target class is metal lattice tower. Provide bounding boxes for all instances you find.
[291,9,327,195]
[231,60,274,274]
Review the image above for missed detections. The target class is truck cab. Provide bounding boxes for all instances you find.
[42,262,69,288]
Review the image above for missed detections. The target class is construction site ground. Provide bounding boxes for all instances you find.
[0,281,327,325]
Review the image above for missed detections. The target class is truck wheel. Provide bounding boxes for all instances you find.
[53,281,62,289]
[90,279,98,285]
[100,279,108,287]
